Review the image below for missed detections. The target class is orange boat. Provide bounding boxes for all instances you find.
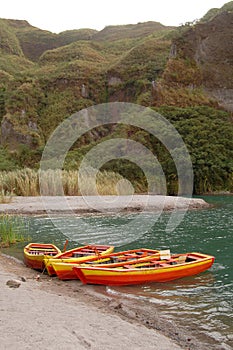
[23,243,61,270]
[44,244,114,276]
[50,248,162,280]
[73,252,215,286]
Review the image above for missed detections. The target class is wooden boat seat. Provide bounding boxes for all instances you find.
[159,263,172,267]
[72,252,96,257]
[29,251,57,256]
[185,254,200,261]
[123,265,132,269]
[177,255,187,263]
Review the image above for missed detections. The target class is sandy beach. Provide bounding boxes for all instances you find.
[0,254,189,350]
[1,252,215,350]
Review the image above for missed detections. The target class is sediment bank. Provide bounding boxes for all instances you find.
[0,195,210,215]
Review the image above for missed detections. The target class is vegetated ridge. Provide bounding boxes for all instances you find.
[0,1,232,195]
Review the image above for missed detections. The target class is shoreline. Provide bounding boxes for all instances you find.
[0,195,216,349]
[0,195,210,215]
[0,253,216,350]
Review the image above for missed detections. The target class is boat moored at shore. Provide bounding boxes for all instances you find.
[73,252,215,286]
[44,244,114,276]
[24,243,61,270]
[50,248,163,280]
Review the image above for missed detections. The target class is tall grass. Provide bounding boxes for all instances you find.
[0,189,13,203]
[0,214,30,247]
[77,169,129,196]
[0,168,127,196]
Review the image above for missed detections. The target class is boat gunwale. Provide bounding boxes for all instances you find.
[73,253,215,273]
[48,244,115,259]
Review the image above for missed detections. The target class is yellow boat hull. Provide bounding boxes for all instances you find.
[24,243,61,270]
[44,245,114,276]
[51,248,162,280]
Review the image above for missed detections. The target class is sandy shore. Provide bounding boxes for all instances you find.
[0,254,187,350]
[0,253,216,350]
[0,195,210,214]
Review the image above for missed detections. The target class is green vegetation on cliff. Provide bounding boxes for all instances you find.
[156,106,233,194]
[200,1,233,22]
[0,19,23,56]
[0,4,232,195]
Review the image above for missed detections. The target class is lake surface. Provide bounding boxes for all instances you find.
[3,195,233,349]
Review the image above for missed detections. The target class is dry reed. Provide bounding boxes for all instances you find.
[0,168,126,196]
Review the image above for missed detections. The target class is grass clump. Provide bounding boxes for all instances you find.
[0,189,13,203]
[0,168,39,196]
[0,214,30,247]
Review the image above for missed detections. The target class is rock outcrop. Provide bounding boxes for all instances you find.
[174,11,233,111]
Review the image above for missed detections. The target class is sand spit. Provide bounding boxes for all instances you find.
[0,195,210,215]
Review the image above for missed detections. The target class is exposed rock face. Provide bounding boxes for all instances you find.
[108,77,122,86]
[0,116,41,149]
[175,12,233,111]
[205,88,233,112]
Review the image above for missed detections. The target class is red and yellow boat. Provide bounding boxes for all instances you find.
[49,248,162,280]
[44,244,114,276]
[72,252,215,286]
[23,243,61,270]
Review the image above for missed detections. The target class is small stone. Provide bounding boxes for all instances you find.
[6,279,21,288]
[114,303,122,310]
[19,276,26,282]
[219,344,232,350]
[109,301,122,310]
[227,334,233,341]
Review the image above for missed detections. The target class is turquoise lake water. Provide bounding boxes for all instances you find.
[3,195,233,349]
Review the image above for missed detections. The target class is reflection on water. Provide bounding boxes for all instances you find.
[2,196,233,348]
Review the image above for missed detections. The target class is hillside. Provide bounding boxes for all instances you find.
[0,19,173,143]
[200,0,233,22]
[1,19,97,61]
[0,2,232,194]
[92,21,175,41]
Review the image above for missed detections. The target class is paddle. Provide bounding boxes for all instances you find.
[62,239,69,252]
